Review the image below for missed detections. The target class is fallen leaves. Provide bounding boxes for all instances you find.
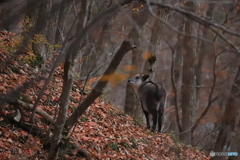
[0,30,210,160]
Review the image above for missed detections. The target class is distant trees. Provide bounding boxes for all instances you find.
[1,0,240,159]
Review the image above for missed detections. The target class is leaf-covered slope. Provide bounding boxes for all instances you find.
[71,100,210,160]
[0,30,210,160]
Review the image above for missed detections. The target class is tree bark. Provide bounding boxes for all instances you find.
[124,2,150,124]
[48,45,75,160]
[31,1,51,60]
[195,3,214,98]
[54,0,72,47]
[179,1,196,145]
[46,1,60,48]
[124,27,145,123]
[212,64,240,160]
[143,6,169,76]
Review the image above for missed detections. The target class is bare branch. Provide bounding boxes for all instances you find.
[211,26,240,53]
[65,40,136,129]
[193,127,220,147]
[17,99,54,123]
[144,0,240,38]
[163,39,182,133]
[191,53,218,133]
[30,12,79,124]
[145,1,213,44]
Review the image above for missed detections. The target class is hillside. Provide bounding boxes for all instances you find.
[0,30,210,159]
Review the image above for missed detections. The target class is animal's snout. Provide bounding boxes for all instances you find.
[127,79,131,83]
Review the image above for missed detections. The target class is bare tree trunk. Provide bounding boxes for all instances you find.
[48,1,133,159]
[46,1,60,49]
[173,24,184,85]
[19,1,38,52]
[212,64,240,160]
[168,15,184,135]
[48,42,76,160]
[31,1,52,68]
[195,3,214,98]
[179,1,196,145]
[143,6,169,77]
[54,0,72,47]
[74,0,92,77]
[124,2,150,123]
[125,27,145,123]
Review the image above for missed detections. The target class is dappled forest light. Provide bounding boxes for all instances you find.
[0,0,240,159]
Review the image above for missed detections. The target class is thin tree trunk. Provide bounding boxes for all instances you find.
[54,0,73,48]
[48,46,75,160]
[31,1,51,67]
[168,15,184,134]
[19,1,38,52]
[143,6,169,77]
[46,1,60,49]
[179,1,196,145]
[124,2,150,124]
[195,3,214,98]
[124,27,145,123]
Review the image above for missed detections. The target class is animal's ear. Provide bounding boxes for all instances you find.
[142,74,149,81]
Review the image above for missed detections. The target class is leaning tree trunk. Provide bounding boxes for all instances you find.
[48,1,133,159]
[65,40,135,129]
[179,1,196,145]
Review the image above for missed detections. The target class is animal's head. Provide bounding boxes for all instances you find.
[128,74,149,90]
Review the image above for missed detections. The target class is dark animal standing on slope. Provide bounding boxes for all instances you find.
[128,74,166,132]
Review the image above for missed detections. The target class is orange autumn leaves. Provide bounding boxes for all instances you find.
[93,52,153,86]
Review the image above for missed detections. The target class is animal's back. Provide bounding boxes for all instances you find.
[138,81,165,100]
[138,81,166,112]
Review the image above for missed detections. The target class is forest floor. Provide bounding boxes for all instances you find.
[0,30,210,159]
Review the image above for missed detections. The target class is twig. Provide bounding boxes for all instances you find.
[162,122,170,133]
[211,26,240,53]
[193,127,220,147]
[81,68,94,95]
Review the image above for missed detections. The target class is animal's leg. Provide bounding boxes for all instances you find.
[157,111,163,132]
[158,103,164,132]
[151,112,158,132]
[143,111,150,129]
